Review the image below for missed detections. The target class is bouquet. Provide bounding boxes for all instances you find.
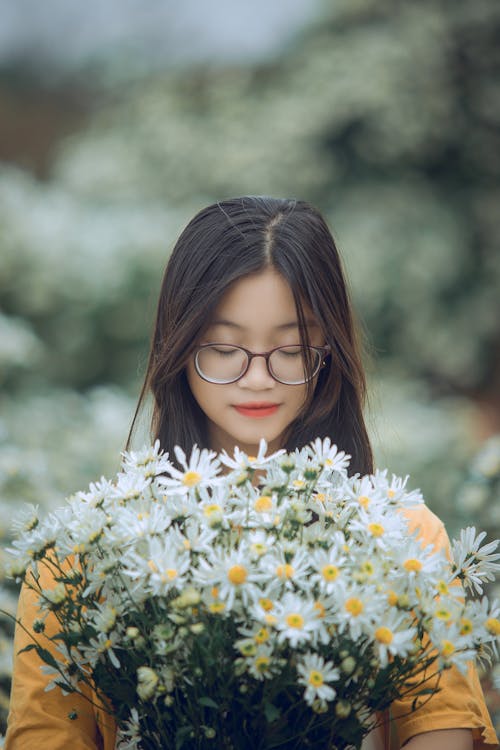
[7,439,500,750]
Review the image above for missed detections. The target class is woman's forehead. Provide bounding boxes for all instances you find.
[208,268,319,330]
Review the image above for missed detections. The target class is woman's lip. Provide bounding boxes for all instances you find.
[233,404,280,418]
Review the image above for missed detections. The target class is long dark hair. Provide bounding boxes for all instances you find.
[128,196,373,475]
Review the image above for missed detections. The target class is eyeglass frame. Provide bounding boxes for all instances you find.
[193,343,331,385]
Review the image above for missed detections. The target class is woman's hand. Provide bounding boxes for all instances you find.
[403,728,473,749]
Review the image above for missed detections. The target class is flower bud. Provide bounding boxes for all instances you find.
[335,700,351,719]
[341,656,356,675]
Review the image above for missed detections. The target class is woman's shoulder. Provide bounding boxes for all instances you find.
[400,502,449,552]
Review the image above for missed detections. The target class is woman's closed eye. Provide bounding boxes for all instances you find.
[213,346,239,357]
[275,346,303,358]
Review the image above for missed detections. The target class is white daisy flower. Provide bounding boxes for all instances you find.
[245,644,280,681]
[71,477,116,509]
[109,471,153,504]
[392,538,447,587]
[83,631,121,669]
[334,585,380,641]
[451,527,500,594]
[196,548,262,610]
[247,529,276,559]
[369,610,417,667]
[160,489,200,520]
[106,500,172,544]
[348,508,408,550]
[370,469,424,507]
[157,445,221,493]
[297,652,340,705]
[219,438,284,472]
[427,620,478,673]
[307,437,351,475]
[274,593,321,647]
[310,547,346,594]
[120,440,172,478]
[259,546,312,592]
[168,519,217,555]
[122,534,191,596]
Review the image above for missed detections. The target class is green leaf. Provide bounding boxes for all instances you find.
[36,647,59,670]
[199,696,219,709]
[18,644,37,655]
[264,702,280,723]
[176,726,194,750]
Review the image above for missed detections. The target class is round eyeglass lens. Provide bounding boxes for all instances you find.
[196,345,248,383]
[269,345,321,384]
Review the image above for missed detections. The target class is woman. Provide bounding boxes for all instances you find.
[6,197,498,748]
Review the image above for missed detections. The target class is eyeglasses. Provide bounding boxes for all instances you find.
[193,344,330,385]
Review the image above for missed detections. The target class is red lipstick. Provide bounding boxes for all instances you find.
[233,402,280,418]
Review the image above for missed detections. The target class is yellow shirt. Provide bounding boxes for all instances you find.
[5,505,499,749]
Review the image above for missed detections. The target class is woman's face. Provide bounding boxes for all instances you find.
[186,267,325,456]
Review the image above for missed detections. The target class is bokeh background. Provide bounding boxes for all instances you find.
[1,0,499,737]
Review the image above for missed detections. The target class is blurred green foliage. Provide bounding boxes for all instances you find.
[1,0,499,735]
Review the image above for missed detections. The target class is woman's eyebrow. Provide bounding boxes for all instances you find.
[210,319,319,330]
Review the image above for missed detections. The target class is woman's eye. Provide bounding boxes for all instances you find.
[213,347,238,357]
[277,347,302,358]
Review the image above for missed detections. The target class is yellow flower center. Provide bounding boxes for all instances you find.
[293,480,305,488]
[183,471,202,487]
[239,641,256,656]
[211,586,219,598]
[286,613,304,629]
[403,558,422,572]
[437,580,449,595]
[387,590,398,606]
[360,561,374,576]
[255,656,270,671]
[251,542,267,555]
[460,618,473,635]
[276,563,294,579]
[486,618,500,635]
[209,602,225,613]
[308,670,324,686]
[435,608,452,622]
[264,614,278,625]
[247,456,257,463]
[315,492,326,503]
[441,640,455,658]
[228,565,248,585]
[345,597,363,616]
[259,597,274,612]
[358,495,370,508]
[375,626,393,644]
[368,523,384,537]
[314,601,326,618]
[387,489,395,498]
[254,496,273,512]
[322,564,339,581]
[165,569,177,580]
[147,560,158,573]
[255,627,270,644]
[203,503,221,517]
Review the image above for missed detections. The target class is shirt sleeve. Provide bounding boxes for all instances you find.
[390,506,499,749]
[4,565,117,750]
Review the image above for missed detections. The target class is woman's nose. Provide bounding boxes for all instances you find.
[238,355,275,388]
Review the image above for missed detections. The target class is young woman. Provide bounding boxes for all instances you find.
[5,197,498,749]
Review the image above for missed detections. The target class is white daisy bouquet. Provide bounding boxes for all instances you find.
[7,439,500,750]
